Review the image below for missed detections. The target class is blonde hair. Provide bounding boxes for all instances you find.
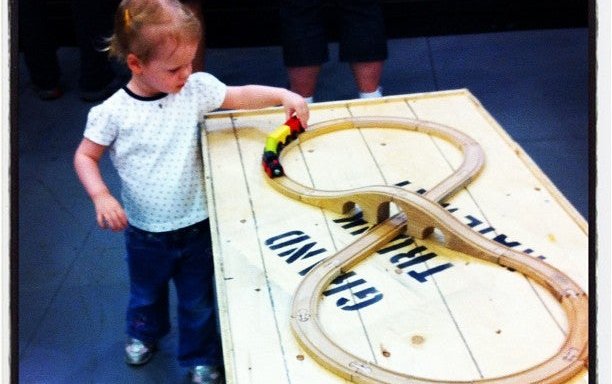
[107,0,202,63]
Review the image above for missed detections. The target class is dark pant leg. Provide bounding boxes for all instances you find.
[19,0,61,89]
[337,0,388,63]
[172,220,222,367]
[124,226,173,344]
[279,0,329,67]
[69,0,118,90]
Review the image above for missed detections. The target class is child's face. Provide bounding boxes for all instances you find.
[133,38,199,95]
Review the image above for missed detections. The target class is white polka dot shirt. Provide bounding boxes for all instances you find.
[84,72,227,232]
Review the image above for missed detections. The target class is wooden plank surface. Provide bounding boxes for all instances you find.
[201,89,588,383]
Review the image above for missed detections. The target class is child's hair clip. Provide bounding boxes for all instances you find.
[124,9,132,28]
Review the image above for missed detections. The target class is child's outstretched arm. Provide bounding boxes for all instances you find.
[221,85,309,128]
[74,138,128,231]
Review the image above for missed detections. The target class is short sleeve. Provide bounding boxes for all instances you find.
[188,72,228,114]
[83,103,118,146]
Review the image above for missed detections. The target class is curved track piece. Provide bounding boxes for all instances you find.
[265,117,588,383]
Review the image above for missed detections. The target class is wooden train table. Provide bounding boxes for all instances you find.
[201,89,588,383]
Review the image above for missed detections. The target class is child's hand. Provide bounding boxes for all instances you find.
[222,85,310,127]
[92,191,128,231]
[282,90,310,129]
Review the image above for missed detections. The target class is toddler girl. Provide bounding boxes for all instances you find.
[73,0,308,382]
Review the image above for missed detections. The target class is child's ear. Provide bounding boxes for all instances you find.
[126,53,144,75]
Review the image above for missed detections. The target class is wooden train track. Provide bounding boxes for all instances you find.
[264,117,588,383]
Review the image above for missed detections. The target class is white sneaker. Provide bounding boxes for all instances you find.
[191,365,223,384]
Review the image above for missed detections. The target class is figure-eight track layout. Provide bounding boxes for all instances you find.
[260,116,588,383]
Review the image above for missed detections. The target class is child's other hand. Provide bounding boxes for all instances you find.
[282,90,309,129]
[93,191,128,231]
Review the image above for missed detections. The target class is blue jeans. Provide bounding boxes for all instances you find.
[124,219,222,367]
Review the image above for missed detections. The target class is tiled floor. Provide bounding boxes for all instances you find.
[17,28,589,383]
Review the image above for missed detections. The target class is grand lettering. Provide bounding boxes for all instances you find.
[265,230,383,311]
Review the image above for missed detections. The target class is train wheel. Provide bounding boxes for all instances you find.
[262,162,273,178]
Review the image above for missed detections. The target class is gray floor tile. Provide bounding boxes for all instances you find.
[427,28,589,141]
[382,38,437,96]
[521,138,589,217]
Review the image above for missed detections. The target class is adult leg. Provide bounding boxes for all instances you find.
[279,0,328,99]
[18,0,62,99]
[70,0,121,101]
[286,66,322,100]
[338,0,388,96]
[351,61,384,95]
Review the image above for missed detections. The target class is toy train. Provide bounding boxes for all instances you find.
[262,116,305,178]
